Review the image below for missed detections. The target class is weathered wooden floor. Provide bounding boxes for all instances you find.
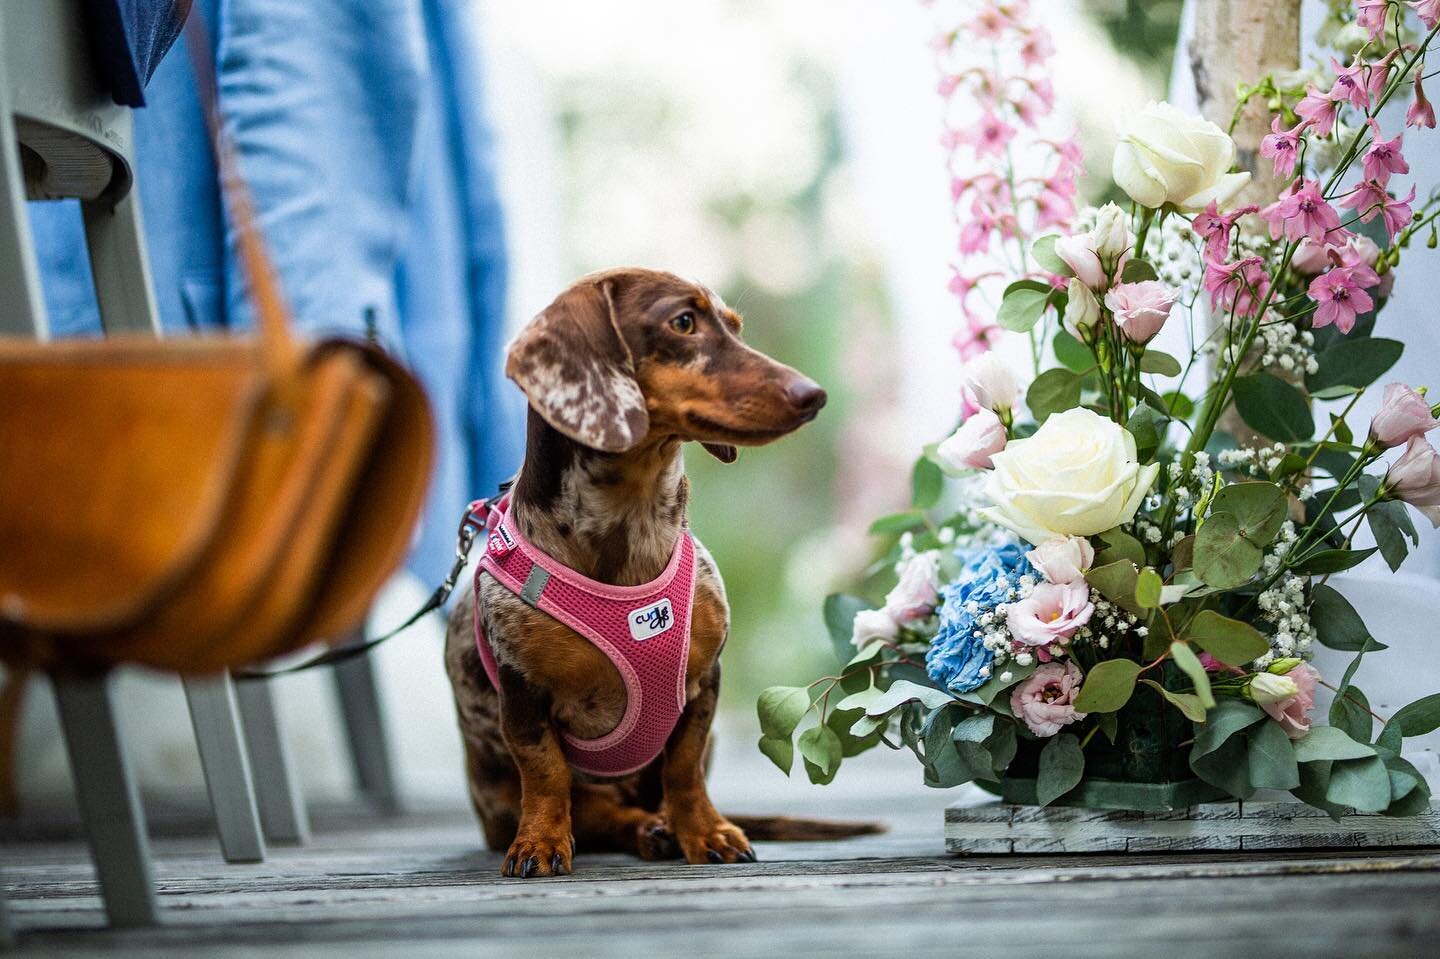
[3,742,1439,957]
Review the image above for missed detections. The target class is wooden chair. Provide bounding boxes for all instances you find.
[0,0,281,927]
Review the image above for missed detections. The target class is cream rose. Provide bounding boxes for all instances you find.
[979,407,1161,544]
[1113,102,1251,211]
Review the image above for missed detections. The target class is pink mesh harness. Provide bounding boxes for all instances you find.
[468,496,695,778]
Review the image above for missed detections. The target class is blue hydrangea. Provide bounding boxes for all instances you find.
[925,543,1037,695]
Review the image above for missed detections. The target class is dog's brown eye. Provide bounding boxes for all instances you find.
[670,312,697,335]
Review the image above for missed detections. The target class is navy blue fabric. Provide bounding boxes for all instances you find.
[28,0,522,585]
[82,0,190,107]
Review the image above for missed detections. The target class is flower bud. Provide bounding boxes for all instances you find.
[1248,672,1300,705]
[1054,234,1107,290]
[1089,202,1134,263]
[960,352,1022,414]
[1267,657,1303,675]
[1063,278,1101,338]
[1383,435,1440,528]
[1369,383,1439,450]
[936,407,1008,471]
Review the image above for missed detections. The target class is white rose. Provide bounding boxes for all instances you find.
[1062,279,1101,338]
[1089,202,1134,263]
[884,552,941,622]
[936,407,1007,471]
[1026,535,1095,586]
[960,352,1021,414]
[979,407,1161,545]
[1112,102,1251,211]
[851,608,899,651]
[1248,672,1300,705]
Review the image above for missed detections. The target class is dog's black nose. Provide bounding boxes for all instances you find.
[785,378,827,416]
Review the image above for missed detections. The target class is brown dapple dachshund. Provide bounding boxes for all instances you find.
[444,267,877,878]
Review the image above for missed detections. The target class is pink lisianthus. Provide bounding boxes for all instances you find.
[883,552,941,623]
[1025,536,1094,586]
[1054,233,1107,289]
[1385,435,1440,527]
[1290,237,1333,275]
[1369,383,1440,450]
[1204,255,1270,318]
[1261,180,1341,244]
[1308,267,1375,334]
[1006,582,1094,654]
[936,407,1008,471]
[1409,69,1436,129]
[1010,661,1088,737]
[1260,116,1305,179]
[1259,663,1320,740]
[1296,85,1340,137]
[1105,280,1177,346]
[1362,121,1409,184]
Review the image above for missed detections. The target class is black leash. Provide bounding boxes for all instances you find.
[232,496,496,681]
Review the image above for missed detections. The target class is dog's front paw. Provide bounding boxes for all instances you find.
[634,815,681,861]
[501,830,575,878]
[673,817,755,865]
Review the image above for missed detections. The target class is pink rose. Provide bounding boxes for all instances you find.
[1385,435,1440,527]
[883,552,940,622]
[1025,535,1094,585]
[1010,661,1088,737]
[1260,662,1319,740]
[1104,280,1177,346]
[1369,383,1438,450]
[1054,233,1107,290]
[1006,582,1094,652]
[936,407,1007,471]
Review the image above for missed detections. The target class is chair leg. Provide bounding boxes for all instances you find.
[332,650,402,813]
[181,676,266,864]
[0,81,49,337]
[0,877,13,948]
[233,678,310,845]
[80,181,162,336]
[52,674,159,928]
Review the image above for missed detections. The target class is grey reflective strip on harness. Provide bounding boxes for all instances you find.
[520,566,551,606]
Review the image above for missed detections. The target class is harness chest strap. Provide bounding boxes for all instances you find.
[470,498,696,778]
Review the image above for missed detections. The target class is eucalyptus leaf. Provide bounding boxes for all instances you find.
[1095,528,1146,569]
[1139,678,1207,723]
[1053,329,1092,372]
[1036,733,1085,806]
[1120,258,1158,282]
[1085,560,1143,615]
[912,456,944,510]
[1027,368,1084,423]
[758,735,794,774]
[1309,584,1382,652]
[1135,568,1163,609]
[1369,499,1418,573]
[1307,336,1404,392]
[1209,481,1288,547]
[797,723,843,781]
[1182,610,1270,667]
[1390,693,1440,737]
[865,680,954,716]
[1292,724,1377,763]
[757,686,810,739]
[1031,234,1070,274]
[1233,372,1314,442]
[1170,641,1215,709]
[1073,659,1143,713]
[1193,512,1263,588]
[998,280,1052,333]
[868,511,927,535]
[1246,718,1301,791]
[1328,684,1373,744]
[1326,755,1392,812]
[1138,350,1182,377]
[1290,547,1378,575]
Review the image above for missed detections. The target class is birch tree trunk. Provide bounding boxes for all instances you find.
[1189,0,1303,205]
[1188,0,1304,450]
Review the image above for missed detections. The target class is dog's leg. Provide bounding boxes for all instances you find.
[571,783,680,860]
[660,664,755,864]
[495,663,574,878]
[461,737,520,851]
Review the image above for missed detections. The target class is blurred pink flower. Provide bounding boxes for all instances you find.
[1362,121,1409,184]
[1409,0,1440,30]
[1309,267,1375,333]
[1261,663,1320,740]
[1357,1,1388,40]
[1296,85,1340,136]
[1010,661,1087,737]
[1370,383,1440,450]
[972,110,1018,159]
[1260,116,1304,179]
[1019,27,1054,68]
[1261,180,1341,243]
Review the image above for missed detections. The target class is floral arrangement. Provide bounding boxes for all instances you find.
[757,0,1440,814]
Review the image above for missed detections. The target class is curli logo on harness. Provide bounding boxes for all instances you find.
[629,598,674,641]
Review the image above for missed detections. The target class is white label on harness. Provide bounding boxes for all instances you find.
[629,598,675,642]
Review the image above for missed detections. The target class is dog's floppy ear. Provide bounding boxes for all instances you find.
[701,443,739,463]
[505,278,650,452]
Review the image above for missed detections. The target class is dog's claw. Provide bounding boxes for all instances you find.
[706,849,723,863]
[551,853,568,875]
[738,848,757,863]
[521,856,538,878]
